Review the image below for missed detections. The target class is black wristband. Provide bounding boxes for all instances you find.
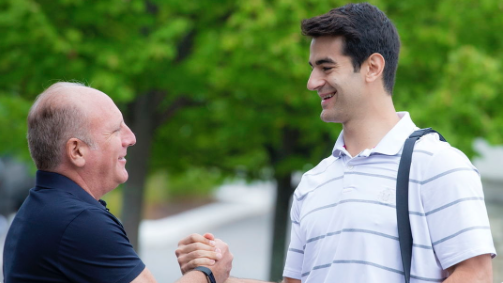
[194,266,216,283]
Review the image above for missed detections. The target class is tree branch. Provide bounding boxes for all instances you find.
[155,96,203,128]
[175,29,197,64]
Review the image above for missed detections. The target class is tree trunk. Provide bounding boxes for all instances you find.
[268,172,294,282]
[120,91,192,251]
[268,127,298,281]
[121,92,156,251]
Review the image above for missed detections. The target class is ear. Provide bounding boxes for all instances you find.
[364,53,385,83]
[65,138,88,168]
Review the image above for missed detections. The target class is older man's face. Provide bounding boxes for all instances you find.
[85,90,136,195]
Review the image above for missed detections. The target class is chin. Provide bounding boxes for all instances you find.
[320,113,335,123]
[320,109,343,123]
[118,171,129,184]
[121,175,129,184]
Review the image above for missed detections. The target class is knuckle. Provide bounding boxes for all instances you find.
[189,233,198,241]
[190,259,201,268]
[183,261,193,270]
[177,255,186,265]
[174,248,182,256]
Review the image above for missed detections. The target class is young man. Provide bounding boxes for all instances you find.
[176,3,495,282]
[3,82,233,283]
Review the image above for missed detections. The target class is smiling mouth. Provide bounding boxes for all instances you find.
[321,92,336,100]
[118,156,126,161]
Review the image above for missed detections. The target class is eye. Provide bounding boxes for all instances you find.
[322,67,333,71]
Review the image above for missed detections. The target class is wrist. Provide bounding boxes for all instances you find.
[194,266,217,283]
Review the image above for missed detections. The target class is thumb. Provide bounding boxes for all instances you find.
[203,233,215,241]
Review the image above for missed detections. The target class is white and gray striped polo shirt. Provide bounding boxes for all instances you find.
[283,112,496,282]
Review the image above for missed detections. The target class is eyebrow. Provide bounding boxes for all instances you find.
[309,57,338,67]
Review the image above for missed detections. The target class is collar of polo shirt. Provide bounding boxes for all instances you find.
[332,112,418,158]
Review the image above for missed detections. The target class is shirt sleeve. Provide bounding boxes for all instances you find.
[283,194,305,280]
[57,207,146,283]
[420,147,496,269]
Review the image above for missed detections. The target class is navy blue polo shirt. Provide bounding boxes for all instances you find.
[3,171,145,283]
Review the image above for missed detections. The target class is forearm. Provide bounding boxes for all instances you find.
[175,270,208,283]
[225,277,275,283]
[442,254,492,283]
[442,271,492,283]
[225,276,300,283]
[443,272,491,283]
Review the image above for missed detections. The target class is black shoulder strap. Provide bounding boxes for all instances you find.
[396,128,446,283]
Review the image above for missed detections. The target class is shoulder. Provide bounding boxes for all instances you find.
[415,133,472,161]
[412,133,478,181]
[293,155,339,201]
[58,207,144,283]
[411,133,482,204]
[63,206,125,241]
[10,188,100,236]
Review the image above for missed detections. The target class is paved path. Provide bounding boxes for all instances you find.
[140,181,274,282]
[142,213,273,282]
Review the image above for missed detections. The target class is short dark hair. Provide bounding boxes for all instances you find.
[301,3,400,94]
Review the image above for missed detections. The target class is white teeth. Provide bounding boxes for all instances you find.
[323,93,335,100]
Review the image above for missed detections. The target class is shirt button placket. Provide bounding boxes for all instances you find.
[345,162,358,190]
[345,162,356,190]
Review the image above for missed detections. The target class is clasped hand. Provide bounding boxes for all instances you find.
[176,233,233,283]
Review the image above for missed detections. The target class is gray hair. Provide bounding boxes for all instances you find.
[27,82,95,170]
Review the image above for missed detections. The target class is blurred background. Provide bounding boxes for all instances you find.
[0,0,502,281]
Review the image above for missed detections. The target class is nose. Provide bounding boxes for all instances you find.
[307,69,324,91]
[122,124,136,147]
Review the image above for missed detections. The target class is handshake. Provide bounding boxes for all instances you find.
[175,233,234,283]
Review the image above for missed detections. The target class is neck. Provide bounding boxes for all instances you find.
[342,97,399,157]
[52,166,101,200]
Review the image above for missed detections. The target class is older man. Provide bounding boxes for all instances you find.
[3,82,232,283]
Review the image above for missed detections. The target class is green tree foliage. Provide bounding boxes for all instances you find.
[1,0,502,280]
[384,0,503,156]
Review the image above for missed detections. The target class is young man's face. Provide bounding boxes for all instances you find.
[307,36,366,124]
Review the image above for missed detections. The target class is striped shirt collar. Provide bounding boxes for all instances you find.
[332,112,417,157]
